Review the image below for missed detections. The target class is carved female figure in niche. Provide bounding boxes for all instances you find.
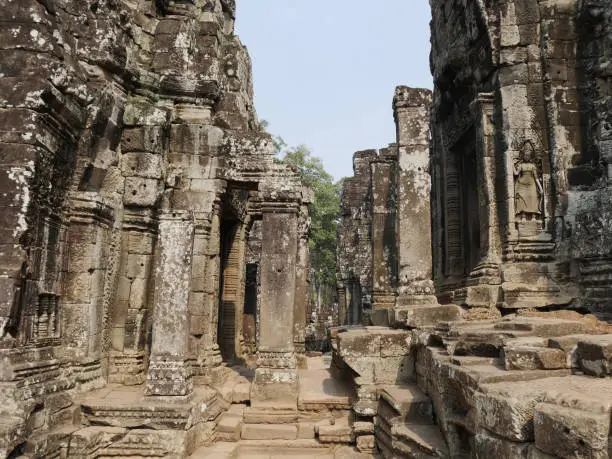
[514,141,544,220]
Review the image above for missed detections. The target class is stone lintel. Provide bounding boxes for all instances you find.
[69,194,114,226]
[260,200,300,214]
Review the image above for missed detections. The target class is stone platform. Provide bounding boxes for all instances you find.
[191,441,374,458]
[331,311,612,458]
[188,356,370,458]
[3,313,610,458]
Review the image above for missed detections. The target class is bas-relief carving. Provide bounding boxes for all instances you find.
[514,142,543,219]
[427,0,612,316]
[514,141,545,237]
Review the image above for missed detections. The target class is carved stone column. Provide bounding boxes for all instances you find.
[393,87,438,310]
[251,201,299,409]
[145,211,194,398]
[370,148,398,324]
[62,195,114,363]
[190,213,223,375]
[109,210,157,385]
[392,87,461,327]
[218,217,248,364]
[460,93,503,311]
[294,202,310,368]
[336,281,347,326]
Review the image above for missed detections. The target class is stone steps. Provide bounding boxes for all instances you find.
[376,383,448,458]
[392,424,449,458]
[379,385,434,425]
[217,405,245,442]
[192,441,237,458]
[241,422,298,441]
[191,439,339,458]
[241,407,299,441]
[315,418,354,444]
[232,439,334,457]
[377,424,448,459]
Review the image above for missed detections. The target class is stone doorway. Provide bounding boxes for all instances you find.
[242,263,258,356]
[218,219,245,365]
[443,129,482,279]
[459,145,481,275]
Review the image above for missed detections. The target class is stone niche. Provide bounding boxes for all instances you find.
[429,0,612,321]
[0,0,310,457]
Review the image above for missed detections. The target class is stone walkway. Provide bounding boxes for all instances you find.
[191,356,374,458]
[298,356,352,409]
[192,440,376,458]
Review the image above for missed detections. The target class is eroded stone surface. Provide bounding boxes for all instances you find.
[1,0,611,458]
[0,0,310,456]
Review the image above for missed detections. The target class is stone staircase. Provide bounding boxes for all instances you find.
[192,439,350,458]
[419,314,612,458]
[195,357,358,456]
[332,311,612,458]
[376,384,448,459]
[216,404,245,442]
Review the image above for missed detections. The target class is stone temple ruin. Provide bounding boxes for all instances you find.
[0,0,611,458]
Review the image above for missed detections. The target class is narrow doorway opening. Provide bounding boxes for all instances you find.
[217,219,241,363]
[242,263,258,356]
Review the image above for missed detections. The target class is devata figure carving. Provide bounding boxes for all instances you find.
[514,141,544,221]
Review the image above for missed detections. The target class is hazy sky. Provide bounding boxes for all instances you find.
[235,1,433,181]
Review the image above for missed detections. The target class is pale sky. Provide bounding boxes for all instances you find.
[235,1,433,181]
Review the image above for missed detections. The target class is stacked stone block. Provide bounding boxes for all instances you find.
[428,0,612,320]
[0,0,310,456]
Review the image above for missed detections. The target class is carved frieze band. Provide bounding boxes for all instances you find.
[257,351,296,369]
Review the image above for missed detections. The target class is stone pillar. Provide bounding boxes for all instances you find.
[353,151,376,319]
[62,195,114,363]
[109,108,166,384]
[460,93,503,310]
[370,148,398,324]
[336,281,347,326]
[393,87,437,309]
[109,211,157,385]
[145,211,194,398]
[392,87,461,327]
[218,218,248,363]
[190,211,223,374]
[294,203,310,368]
[251,201,299,409]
